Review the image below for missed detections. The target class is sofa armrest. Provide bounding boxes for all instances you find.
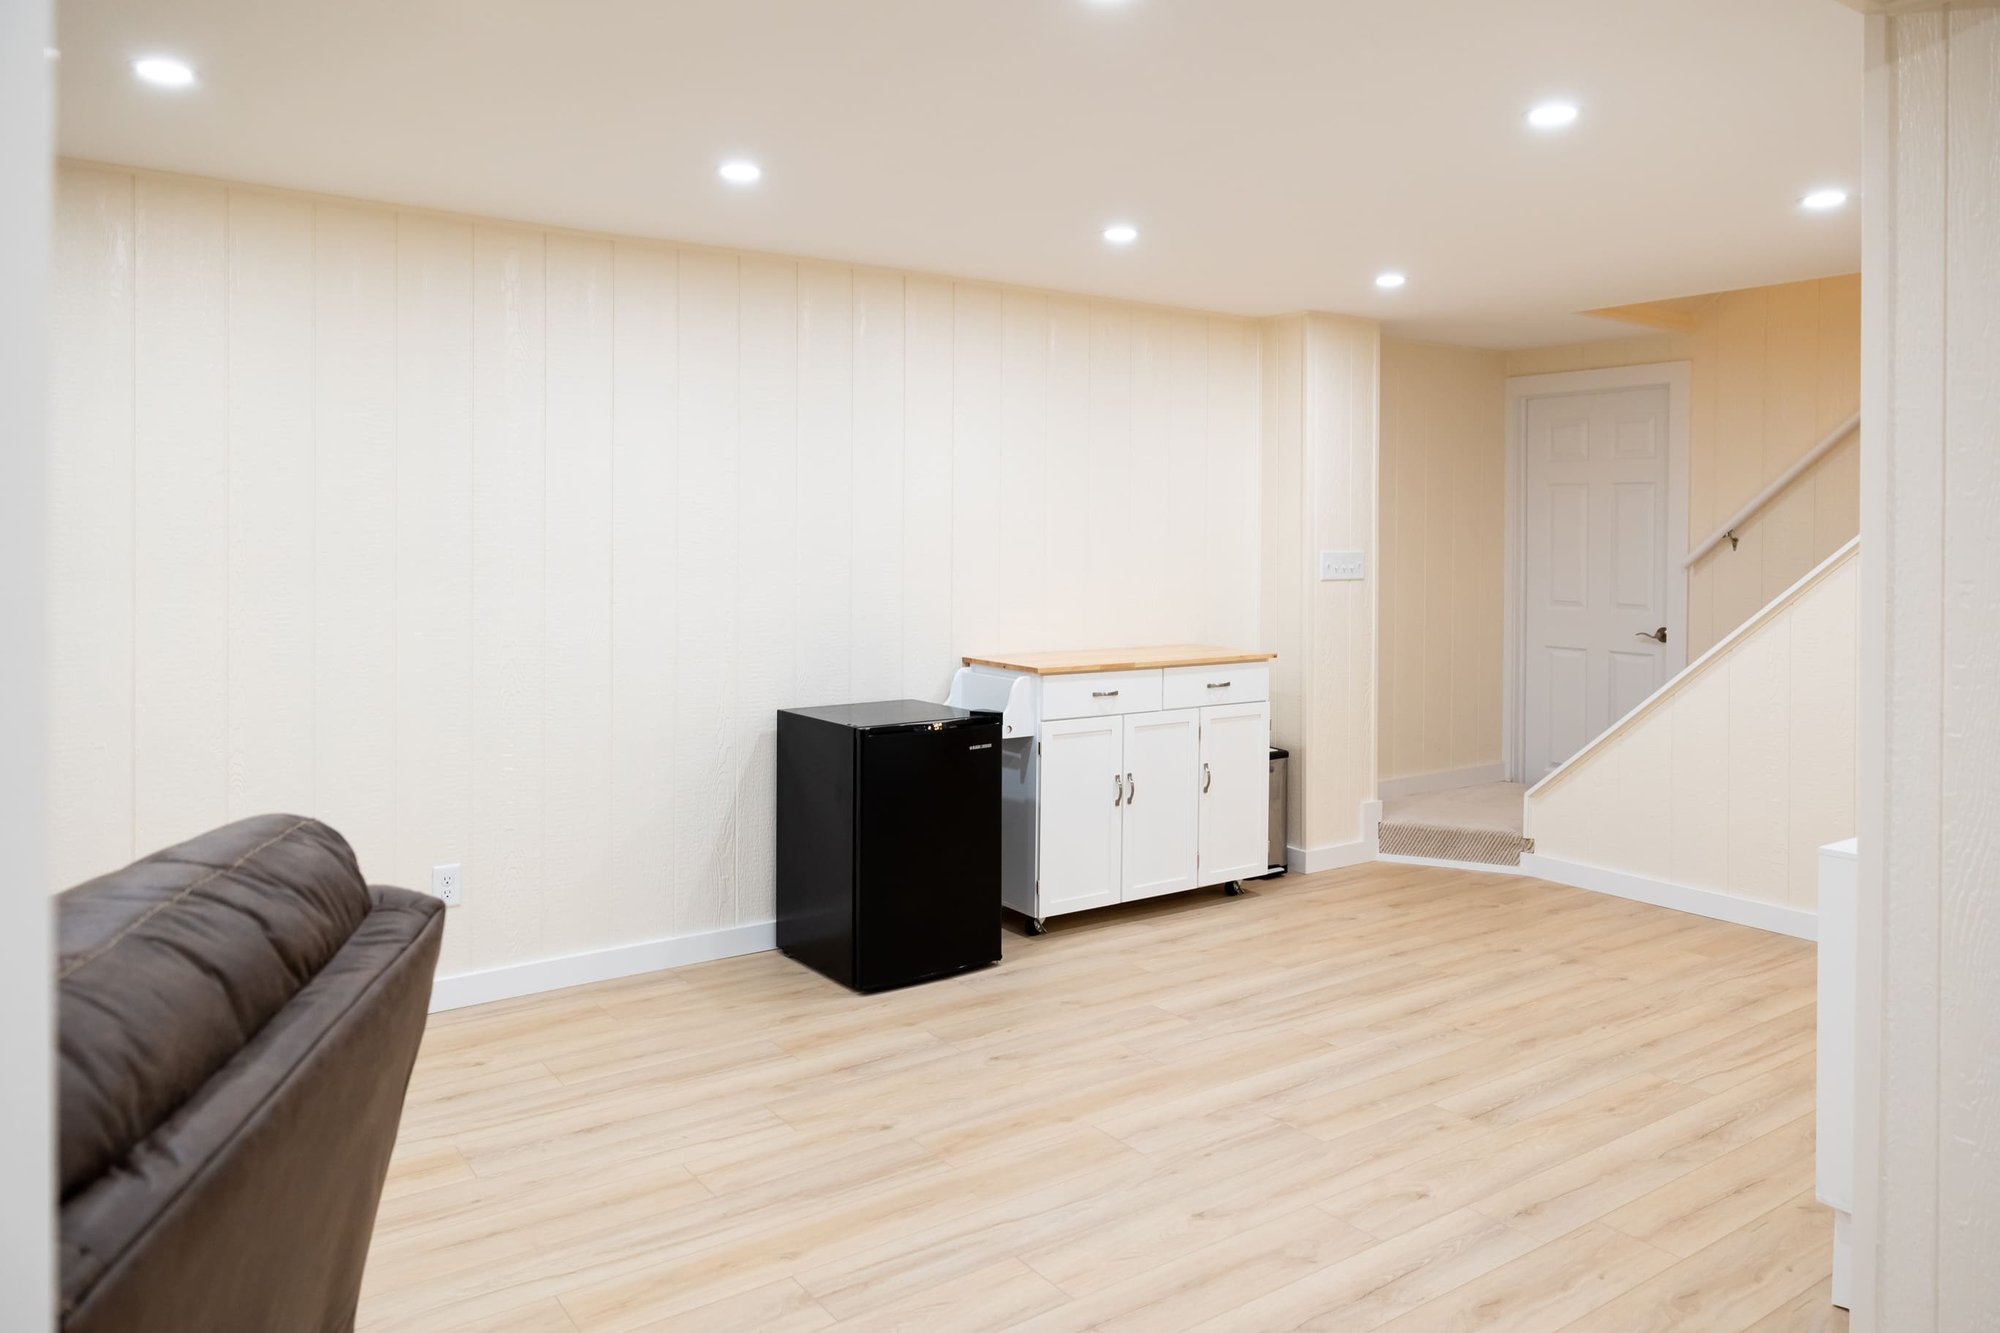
[60,887,443,1333]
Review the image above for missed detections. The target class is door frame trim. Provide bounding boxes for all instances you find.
[1502,362,1691,782]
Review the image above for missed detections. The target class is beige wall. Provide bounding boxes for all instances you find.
[1507,274,1861,656]
[1527,540,1856,917]
[1378,340,1506,784]
[48,162,1267,982]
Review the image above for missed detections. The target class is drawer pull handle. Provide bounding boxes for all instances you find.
[1114,773,1124,806]
[1092,690,1120,698]
[1202,761,1212,794]
[1207,681,1231,689]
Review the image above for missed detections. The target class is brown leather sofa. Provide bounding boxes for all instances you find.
[56,815,444,1333]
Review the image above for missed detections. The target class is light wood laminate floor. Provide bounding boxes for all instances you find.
[360,863,1845,1332]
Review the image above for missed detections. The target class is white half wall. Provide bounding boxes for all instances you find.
[47,162,1267,984]
[2,2,54,1325]
[1526,540,1857,918]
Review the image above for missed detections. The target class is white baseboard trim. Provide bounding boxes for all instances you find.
[1518,853,1816,940]
[1287,800,1382,874]
[429,919,777,1013]
[1378,852,1529,876]
[1287,839,1372,874]
[1377,763,1509,802]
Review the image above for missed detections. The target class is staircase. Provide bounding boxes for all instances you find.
[1378,782,1531,867]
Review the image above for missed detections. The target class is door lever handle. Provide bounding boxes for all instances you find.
[1636,626,1668,644]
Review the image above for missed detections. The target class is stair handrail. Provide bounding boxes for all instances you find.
[1684,411,1860,567]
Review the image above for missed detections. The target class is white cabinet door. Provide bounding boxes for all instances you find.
[1120,709,1200,903]
[1198,700,1270,886]
[1037,714,1124,916]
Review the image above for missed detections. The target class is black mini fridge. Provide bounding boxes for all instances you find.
[776,700,1001,992]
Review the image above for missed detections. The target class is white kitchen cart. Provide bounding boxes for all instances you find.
[947,645,1275,934]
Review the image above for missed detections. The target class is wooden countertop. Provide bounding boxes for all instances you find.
[960,644,1277,675]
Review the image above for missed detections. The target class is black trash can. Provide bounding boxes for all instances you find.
[1266,746,1288,876]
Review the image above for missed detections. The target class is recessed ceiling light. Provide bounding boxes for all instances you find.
[718,159,762,185]
[1526,100,1580,130]
[1800,187,1849,211]
[132,56,196,88]
[1375,271,1407,290]
[1103,224,1139,245]
[44,46,60,61]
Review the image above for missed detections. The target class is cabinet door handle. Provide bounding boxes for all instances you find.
[1207,681,1231,689]
[1202,761,1212,794]
[1092,689,1120,698]
[1127,772,1136,803]
[1114,773,1124,805]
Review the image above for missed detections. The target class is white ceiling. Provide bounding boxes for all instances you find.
[53,0,1864,348]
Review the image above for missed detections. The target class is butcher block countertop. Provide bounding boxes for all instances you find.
[960,644,1277,675]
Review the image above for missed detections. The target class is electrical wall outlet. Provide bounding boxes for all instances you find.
[1318,550,1366,581]
[431,862,463,907]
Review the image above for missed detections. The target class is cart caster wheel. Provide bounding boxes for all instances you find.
[1224,881,1245,896]
[1026,916,1047,936]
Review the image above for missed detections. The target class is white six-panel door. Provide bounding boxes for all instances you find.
[1036,714,1124,915]
[1120,709,1200,902]
[1197,700,1269,885]
[1523,386,1672,779]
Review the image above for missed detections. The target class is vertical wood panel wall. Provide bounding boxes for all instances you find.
[1260,315,1381,859]
[1505,275,1862,657]
[48,163,1265,979]
[1526,543,1857,913]
[1378,339,1507,784]
[1856,8,2000,1328]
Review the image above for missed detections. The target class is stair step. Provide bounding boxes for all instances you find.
[1378,820,1533,867]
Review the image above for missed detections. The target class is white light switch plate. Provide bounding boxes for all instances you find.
[1319,550,1365,581]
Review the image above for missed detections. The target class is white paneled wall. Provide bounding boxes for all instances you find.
[48,164,1264,979]
[1858,9,2000,1325]
[1525,540,1857,917]
[1259,314,1380,863]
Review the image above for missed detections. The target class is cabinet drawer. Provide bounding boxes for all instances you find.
[1163,663,1268,710]
[1041,669,1163,721]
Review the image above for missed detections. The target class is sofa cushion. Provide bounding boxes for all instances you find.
[56,815,373,1199]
